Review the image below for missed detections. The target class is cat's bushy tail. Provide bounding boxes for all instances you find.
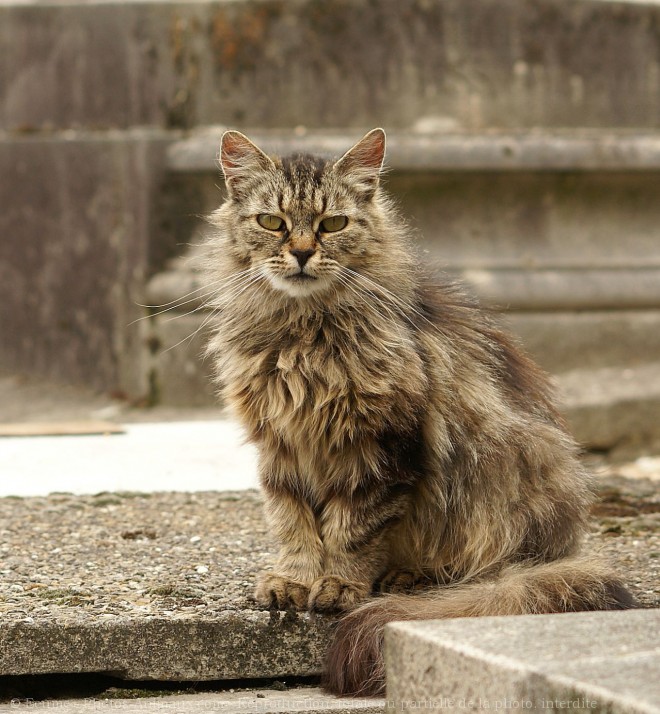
[323,556,635,697]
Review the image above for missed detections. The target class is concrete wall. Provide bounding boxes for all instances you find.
[3,0,660,132]
[0,132,169,393]
[2,0,660,396]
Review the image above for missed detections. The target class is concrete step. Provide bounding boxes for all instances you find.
[560,362,660,450]
[0,491,332,681]
[386,610,660,714]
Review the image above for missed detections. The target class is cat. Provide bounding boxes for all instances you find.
[205,128,634,696]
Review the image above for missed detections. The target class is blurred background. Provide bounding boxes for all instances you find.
[2,0,660,493]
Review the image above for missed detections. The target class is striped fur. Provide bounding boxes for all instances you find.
[205,129,634,696]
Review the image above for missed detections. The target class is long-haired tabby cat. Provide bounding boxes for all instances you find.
[206,128,634,696]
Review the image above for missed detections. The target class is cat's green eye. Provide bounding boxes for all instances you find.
[257,214,285,231]
[320,215,348,233]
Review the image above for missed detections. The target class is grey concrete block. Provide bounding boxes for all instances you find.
[385,610,660,714]
[0,688,384,714]
[3,0,660,131]
[0,490,333,681]
[457,269,660,312]
[395,171,660,272]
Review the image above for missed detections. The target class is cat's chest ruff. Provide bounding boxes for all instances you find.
[233,327,396,437]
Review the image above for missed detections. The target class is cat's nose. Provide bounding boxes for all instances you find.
[290,248,315,268]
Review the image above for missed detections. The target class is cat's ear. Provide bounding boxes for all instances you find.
[220,131,275,197]
[333,128,386,199]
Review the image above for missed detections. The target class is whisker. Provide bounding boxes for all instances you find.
[334,272,410,353]
[130,268,256,325]
[342,267,437,334]
[155,271,268,357]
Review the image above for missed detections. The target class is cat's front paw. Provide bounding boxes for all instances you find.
[308,575,369,613]
[255,574,309,610]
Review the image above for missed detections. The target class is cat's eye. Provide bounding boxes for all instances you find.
[320,215,348,233]
[257,214,285,231]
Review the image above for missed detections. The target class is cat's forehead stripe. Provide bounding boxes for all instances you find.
[265,154,330,216]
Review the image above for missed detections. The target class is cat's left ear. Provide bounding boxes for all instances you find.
[220,130,275,197]
[333,128,386,199]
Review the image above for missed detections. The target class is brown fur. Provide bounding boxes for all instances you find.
[205,129,634,697]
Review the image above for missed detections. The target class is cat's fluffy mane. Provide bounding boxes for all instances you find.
[205,129,634,697]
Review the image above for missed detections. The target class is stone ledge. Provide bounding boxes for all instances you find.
[2,615,330,681]
[385,610,660,714]
[560,362,660,450]
[167,129,660,174]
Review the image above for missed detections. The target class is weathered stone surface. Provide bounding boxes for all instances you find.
[0,490,332,680]
[0,477,656,684]
[3,0,660,131]
[0,131,171,394]
[386,610,660,714]
[456,269,660,311]
[2,615,331,680]
[159,164,660,271]
[3,0,660,413]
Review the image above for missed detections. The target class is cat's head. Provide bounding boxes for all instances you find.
[214,128,401,299]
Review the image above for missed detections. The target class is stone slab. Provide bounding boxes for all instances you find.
[0,687,384,714]
[2,615,331,681]
[455,269,660,311]
[385,610,660,714]
[0,490,332,680]
[502,311,660,374]
[160,169,660,271]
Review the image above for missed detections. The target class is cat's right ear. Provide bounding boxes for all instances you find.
[219,131,275,197]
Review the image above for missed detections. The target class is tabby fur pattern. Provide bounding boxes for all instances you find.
[205,129,634,696]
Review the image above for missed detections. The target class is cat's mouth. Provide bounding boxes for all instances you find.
[286,272,317,281]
